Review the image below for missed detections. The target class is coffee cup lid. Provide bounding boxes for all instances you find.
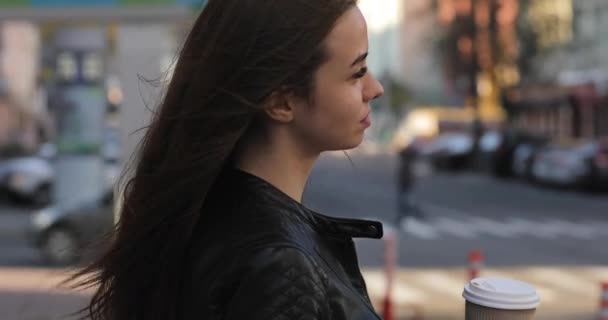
[463,277,541,310]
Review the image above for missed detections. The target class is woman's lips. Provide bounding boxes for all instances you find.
[361,114,371,128]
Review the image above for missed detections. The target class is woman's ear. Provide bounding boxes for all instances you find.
[263,90,295,123]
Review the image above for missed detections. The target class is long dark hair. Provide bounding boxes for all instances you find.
[70,0,357,319]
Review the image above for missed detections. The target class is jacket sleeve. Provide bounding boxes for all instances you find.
[223,246,329,320]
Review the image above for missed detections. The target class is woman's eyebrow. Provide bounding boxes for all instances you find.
[350,52,368,67]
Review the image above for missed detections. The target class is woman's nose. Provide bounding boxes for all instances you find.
[365,74,384,102]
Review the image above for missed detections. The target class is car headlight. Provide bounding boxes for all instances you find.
[31,207,59,230]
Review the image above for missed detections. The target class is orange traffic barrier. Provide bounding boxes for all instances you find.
[600,282,608,320]
[382,231,398,320]
[468,250,484,281]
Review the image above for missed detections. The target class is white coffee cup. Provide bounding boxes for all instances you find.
[463,277,541,320]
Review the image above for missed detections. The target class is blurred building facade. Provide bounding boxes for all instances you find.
[0,1,200,159]
[434,0,514,127]
[528,0,608,82]
[359,0,404,82]
[433,0,608,141]
[399,0,446,104]
[357,0,408,145]
[0,1,203,211]
[0,22,42,154]
[505,0,608,141]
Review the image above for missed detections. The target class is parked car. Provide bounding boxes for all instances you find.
[531,139,608,191]
[37,142,57,160]
[427,132,474,170]
[0,133,121,206]
[587,138,608,191]
[479,129,549,178]
[512,143,538,179]
[28,191,114,265]
[0,156,54,206]
[477,130,504,173]
[512,136,549,180]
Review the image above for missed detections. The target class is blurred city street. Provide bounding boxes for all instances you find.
[1,150,607,319]
[4,151,607,267]
[308,150,608,319]
[306,151,608,268]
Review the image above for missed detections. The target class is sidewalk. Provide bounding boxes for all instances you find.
[0,268,91,320]
[0,266,605,320]
[363,266,608,320]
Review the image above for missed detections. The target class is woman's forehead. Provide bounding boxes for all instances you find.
[323,6,369,65]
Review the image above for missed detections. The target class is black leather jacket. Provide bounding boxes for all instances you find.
[179,168,384,320]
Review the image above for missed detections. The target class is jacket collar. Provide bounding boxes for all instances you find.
[311,214,383,239]
[227,168,383,239]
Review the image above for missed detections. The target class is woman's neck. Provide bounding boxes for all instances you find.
[234,134,318,203]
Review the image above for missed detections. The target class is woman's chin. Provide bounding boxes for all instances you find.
[333,138,365,152]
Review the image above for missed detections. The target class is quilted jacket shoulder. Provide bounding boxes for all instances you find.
[178,168,383,320]
[223,245,329,320]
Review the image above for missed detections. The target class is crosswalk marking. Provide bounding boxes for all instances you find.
[392,203,608,240]
[346,211,605,242]
[543,220,595,240]
[400,217,439,240]
[586,221,608,236]
[472,217,518,238]
[398,216,608,240]
[509,217,559,239]
[433,217,477,238]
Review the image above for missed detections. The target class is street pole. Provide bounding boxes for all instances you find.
[470,0,498,169]
[470,0,482,170]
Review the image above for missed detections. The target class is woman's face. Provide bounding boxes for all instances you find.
[291,6,384,153]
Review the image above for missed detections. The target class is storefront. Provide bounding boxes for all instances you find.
[503,83,608,140]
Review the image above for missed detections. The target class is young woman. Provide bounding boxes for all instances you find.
[74,0,385,319]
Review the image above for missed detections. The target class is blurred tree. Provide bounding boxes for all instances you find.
[435,0,478,102]
[515,1,540,81]
[435,0,523,99]
[388,79,411,116]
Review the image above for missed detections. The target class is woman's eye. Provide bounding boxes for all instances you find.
[353,67,368,79]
